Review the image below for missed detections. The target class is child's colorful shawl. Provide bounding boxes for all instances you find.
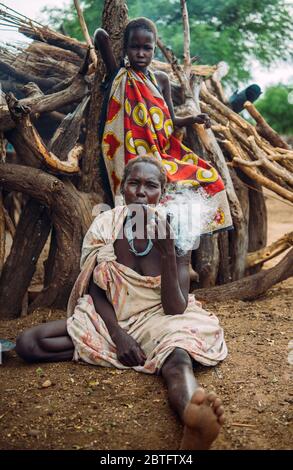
[101,66,232,233]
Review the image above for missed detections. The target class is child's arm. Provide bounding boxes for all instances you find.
[93,28,118,76]
[156,71,211,128]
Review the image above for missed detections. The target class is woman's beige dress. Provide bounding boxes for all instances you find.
[67,206,227,374]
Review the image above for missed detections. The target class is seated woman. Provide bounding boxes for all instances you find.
[95,17,232,234]
[16,156,227,450]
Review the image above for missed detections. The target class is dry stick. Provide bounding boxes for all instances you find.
[205,102,293,194]
[73,0,97,69]
[246,231,293,268]
[222,140,293,203]
[203,89,293,174]
[244,101,289,150]
[5,94,81,174]
[231,423,256,428]
[180,0,191,78]
[247,136,293,187]
[157,38,186,90]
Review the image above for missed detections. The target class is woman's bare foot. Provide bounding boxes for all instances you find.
[180,388,225,450]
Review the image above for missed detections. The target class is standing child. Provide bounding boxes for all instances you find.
[94,17,232,233]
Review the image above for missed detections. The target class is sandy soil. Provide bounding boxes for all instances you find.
[0,191,292,450]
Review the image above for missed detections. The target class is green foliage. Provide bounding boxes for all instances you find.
[42,0,103,41]
[43,0,293,84]
[256,85,293,135]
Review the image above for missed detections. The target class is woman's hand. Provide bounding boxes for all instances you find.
[145,207,176,256]
[112,328,147,367]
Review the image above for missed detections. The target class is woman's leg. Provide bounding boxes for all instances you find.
[161,348,225,450]
[16,319,74,363]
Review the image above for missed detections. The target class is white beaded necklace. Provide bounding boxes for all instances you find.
[124,214,153,257]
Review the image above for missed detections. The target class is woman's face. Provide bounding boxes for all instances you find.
[126,28,155,73]
[123,162,162,206]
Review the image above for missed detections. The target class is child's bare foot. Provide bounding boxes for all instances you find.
[180,388,225,450]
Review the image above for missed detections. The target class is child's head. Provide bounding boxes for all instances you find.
[123,17,157,72]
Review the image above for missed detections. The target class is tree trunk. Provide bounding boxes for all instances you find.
[194,248,293,302]
[217,231,231,284]
[246,179,267,275]
[43,229,57,288]
[194,234,219,287]
[229,167,249,280]
[0,198,51,319]
[79,0,128,194]
[0,164,84,313]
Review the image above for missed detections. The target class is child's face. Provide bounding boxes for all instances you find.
[126,28,155,73]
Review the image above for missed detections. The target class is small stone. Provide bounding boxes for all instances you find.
[28,429,40,437]
[41,379,52,388]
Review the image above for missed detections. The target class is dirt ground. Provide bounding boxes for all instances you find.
[0,190,292,450]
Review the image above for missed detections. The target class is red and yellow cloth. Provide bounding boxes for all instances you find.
[101,67,232,233]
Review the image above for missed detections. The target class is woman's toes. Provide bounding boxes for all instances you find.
[215,405,224,417]
[190,388,206,405]
[218,413,225,425]
[207,391,217,403]
[213,397,222,409]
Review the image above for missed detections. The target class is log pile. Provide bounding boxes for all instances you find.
[0,1,292,319]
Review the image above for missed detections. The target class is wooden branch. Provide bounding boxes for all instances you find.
[73,0,98,69]
[48,95,89,161]
[0,73,88,132]
[222,140,293,203]
[0,131,5,162]
[246,232,293,268]
[246,179,267,275]
[200,87,250,131]
[79,0,128,194]
[195,234,219,287]
[194,248,293,302]
[0,199,51,319]
[217,231,232,284]
[6,93,80,174]
[244,101,289,149]
[19,25,87,59]
[0,164,84,313]
[0,59,58,90]
[157,38,186,90]
[2,205,16,237]
[180,0,191,77]
[247,136,293,187]
[231,157,262,167]
[152,59,216,78]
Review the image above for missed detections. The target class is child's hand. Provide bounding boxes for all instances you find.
[194,113,211,128]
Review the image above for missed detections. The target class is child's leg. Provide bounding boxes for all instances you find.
[161,348,225,450]
[16,319,74,363]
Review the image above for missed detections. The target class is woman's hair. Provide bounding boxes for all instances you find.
[120,155,168,194]
[123,17,158,54]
